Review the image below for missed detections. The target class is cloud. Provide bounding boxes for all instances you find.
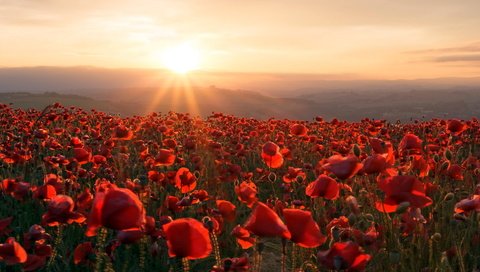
[406,42,480,54]
[433,54,480,63]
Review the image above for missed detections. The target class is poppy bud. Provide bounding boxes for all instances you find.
[440,161,449,171]
[433,154,440,163]
[364,213,375,222]
[431,233,442,242]
[353,144,361,157]
[445,149,452,161]
[395,201,410,214]
[443,192,455,202]
[347,213,356,225]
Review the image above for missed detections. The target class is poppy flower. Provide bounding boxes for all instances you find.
[376,175,432,213]
[317,241,371,271]
[154,149,176,166]
[447,119,467,136]
[74,148,92,165]
[73,242,94,265]
[261,142,284,169]
[163,218,212,260]
[243,202,291,239]
[290,124,308,136]
[0,237,28,265]
[32,184,57,200]
[234,181,258,208]
[22,254,46,271]
[0,217,12,237]
[216,200,236,222]
[362,154,389,175]
[455,195,480,215]
[283,208,326,248]
[175,167,197,193]
[42,195,86,226]
[399,133,423,156]
[231,225,255,249]
[305,174,339,200]
[112,125,133,140]
[446,164,464,181]
[117,228,145,244]
[322,155,363,180]
[282,167,306,183]
[86,185,146,236]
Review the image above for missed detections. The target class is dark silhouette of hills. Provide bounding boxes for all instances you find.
[0,66,479,121]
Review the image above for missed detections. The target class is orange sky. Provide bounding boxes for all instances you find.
[1,0,480,79]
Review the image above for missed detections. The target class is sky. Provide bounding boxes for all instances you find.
[1,0,480,79]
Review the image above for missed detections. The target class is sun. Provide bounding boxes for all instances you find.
[162,43,200,74]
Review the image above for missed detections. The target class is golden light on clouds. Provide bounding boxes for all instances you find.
[0,0,479,79]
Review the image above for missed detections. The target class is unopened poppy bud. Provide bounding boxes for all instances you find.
[364,213,375,222]
[445,149,452,161]
[431,233,442,242]
[443,192,455,202]
[396,202,410,214]
[201,216,214,231]
[268,172,277,182]
[433,154,440,163]
[353,144,361,157]
[440,161,449,171]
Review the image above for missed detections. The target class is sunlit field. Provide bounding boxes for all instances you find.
[0,103,478,271]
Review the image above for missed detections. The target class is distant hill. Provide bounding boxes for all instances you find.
[0,66,479,121]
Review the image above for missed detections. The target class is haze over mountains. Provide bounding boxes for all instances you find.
[0,66,479,121]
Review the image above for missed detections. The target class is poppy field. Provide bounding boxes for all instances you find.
[0,103,479,272]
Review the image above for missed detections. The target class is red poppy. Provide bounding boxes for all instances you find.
[283,208,326,248]
[399,133,423,156]
[376,175,432,213]
[32,184,56,200]
[317,241,371,271]
[175,167,197,193]
[42,195,86,226]
[74,148,92,165]
[86,185,146,236]
[362,154,389,175]
[216,200,236,222]
[234,181,258,208]
[73,242,94,265]
[0,237,28,265]
[0,217,12,237]
[261,142,284,169]
[112,125,134,140]
[231,225,255,249]
[290,123,308,136]
[154,149,176,166]
[305,174,339,200]
[243,202,291,239]
[446,163,464,181]
[322,155,363,180]
[447,119,467,136]
[163,218,212,260]
[283,167,306,183]
[22,254,46,271]
[455,194,480,215]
